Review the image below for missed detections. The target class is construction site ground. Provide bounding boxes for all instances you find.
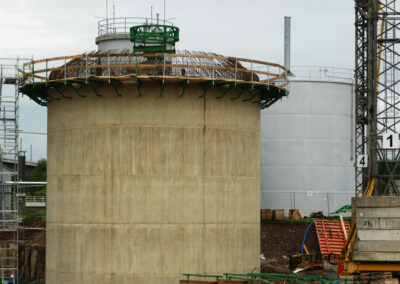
[260,220,324,275]
[9,219,397,283]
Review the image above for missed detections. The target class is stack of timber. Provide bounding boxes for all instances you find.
[260,209,272,220]
[288,209,302,220]
[272,209,285,220]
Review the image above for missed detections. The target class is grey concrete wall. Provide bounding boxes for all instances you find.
[46,82,261,283]
[353,196,400,262]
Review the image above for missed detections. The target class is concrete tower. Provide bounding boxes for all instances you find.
[20,20,289,283]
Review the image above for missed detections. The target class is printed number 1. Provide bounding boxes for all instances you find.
[387,134,393,148]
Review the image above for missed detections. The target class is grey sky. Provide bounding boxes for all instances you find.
[1,0,355,161]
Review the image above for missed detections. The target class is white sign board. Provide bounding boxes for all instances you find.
[356,155,368,168]
[382,132,399,149]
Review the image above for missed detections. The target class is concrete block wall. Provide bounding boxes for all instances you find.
[353,196,400,262]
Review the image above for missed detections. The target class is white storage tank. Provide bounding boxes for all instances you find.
[261,67,355,216]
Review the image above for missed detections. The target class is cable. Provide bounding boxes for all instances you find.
[300,222,314,255]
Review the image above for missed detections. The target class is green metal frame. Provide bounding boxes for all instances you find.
[183,273,360,284]
[20,79,288,110]
[130,24,179,53]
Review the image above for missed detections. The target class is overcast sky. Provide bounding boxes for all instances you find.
[0,0,355,161]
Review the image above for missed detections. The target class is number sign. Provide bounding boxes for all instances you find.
[382,132,399,149]
[356,155,368,168]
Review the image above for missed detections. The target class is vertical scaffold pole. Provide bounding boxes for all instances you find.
[64,58,67,85]
[251,60,254,88]
[108,53,111,83]
[85,54,88,84]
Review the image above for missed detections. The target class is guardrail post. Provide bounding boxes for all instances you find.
[212,55,215,85]
[108,53,111,83]
[64,58,67,85]
[251,59,254,88]
[163,54,166,83]
[85,54,88,84]
[45,59,48,87]
[267,63,270,90]
[234,57,237,87]
[31,56,34,84]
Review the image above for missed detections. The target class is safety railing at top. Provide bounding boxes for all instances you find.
[98,17,174,36]
[289,66,354,84]
[25,195,46,203]
[20,53,289,90]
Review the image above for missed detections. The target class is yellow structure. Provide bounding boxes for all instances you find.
[21,52,288,283]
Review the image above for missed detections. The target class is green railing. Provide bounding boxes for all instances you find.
[130,24,179,53]
[183,273,359,284]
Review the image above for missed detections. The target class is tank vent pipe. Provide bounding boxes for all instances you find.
[284,16,291,71]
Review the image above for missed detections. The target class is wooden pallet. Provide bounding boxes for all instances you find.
[260,209,272,220]
[272,209,285,220]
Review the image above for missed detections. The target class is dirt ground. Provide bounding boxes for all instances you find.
[260,221,322,274]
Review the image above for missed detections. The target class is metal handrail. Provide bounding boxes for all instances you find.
[25,196,46,203]
[289,66,354,83]
[20,53,289,90]
[98,17,174,36]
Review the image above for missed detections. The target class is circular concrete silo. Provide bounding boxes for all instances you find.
[20,23,289,283]
[45,82,262,283]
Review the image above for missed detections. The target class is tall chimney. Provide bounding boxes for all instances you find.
[284,16,291,70]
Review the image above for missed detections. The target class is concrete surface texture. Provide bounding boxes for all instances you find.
[46,82,261,283]
[353,196,400,262]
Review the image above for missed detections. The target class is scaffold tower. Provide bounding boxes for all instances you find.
[0,58,21,283]
[355,0,400,196]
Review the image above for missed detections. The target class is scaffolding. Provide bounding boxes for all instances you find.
[355,0,400,196]
[0,58,22,284]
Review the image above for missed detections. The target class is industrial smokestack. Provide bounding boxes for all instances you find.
[284,16,291,70]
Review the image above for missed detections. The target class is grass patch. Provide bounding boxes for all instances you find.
[22,209,45,225]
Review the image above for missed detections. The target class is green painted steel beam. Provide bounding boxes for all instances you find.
[199,81,213,98]
[243,89,259,102]
[231,84,250,100]
[160,80,165,97]
[217,83,234,99]
[110,78,122,97]
[87,79,102,97]
[179,79,189,97]
[136,78,142,96]
[66,81,86,98]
